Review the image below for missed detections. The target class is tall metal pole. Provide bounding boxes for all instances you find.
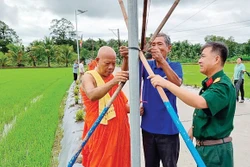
[127,0,140,166]
[75,10,80,64]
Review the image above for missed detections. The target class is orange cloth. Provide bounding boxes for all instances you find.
[88,60,97,70]
[80,74,131,167]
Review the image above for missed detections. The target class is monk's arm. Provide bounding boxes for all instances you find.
[82,72,128,101]
[81,74,117,101]
[120,46,129,71]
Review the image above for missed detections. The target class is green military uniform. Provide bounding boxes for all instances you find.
[193,70,236,167]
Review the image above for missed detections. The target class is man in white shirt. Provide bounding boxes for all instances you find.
[79,60,85,82]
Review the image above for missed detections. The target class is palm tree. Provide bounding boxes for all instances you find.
[0,52,8,67]
[56,44,76,67]
[43,36,55,67]
[5,43,24,66]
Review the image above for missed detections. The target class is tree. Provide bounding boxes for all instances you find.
[42,37,55,67]
[0,51,8,67]
[49,18,76,48]
[0,21,20,53]
[5,43,25,66]
[55,45,76,67]
[26,40,46,67]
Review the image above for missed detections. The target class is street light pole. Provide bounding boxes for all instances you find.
[75,9,87,64]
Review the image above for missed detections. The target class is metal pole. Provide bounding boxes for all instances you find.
[127,0,140,167]
[75,10,80,64]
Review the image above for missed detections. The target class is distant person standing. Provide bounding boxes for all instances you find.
[73,60,79,83]
[79,59,85,82]
[87,59,97,70]
[233,57,246,103]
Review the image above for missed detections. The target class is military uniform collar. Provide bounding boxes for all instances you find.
[202,70,224,89]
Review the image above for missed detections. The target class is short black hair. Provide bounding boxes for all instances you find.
[201,42,228,65]
[239,57,243,61]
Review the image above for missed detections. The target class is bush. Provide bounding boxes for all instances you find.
[75,109,85,122]
[74,88,79,96]
[75,95,79,104]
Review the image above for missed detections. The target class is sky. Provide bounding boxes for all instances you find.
[1,0,250,46]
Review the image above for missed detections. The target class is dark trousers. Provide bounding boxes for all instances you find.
[73,73,77,81]
[234,79,244,100]
[142,129,180,167]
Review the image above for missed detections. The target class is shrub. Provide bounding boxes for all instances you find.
[75,109,85,122]
[75,95,79,104]
[74,88,79,96]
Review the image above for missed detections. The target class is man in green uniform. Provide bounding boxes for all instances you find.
[148,41,236,167]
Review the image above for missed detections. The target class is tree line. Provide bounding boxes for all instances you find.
[1,18,250,68]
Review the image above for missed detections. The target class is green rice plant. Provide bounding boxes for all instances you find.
[0,68,72,166]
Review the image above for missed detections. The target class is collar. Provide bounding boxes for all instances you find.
[202,70,224,89]
[152,57,170,69]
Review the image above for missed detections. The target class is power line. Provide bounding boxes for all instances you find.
[170,20,250,34]
[168,0,217,31]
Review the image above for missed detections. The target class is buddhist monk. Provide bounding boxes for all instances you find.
[80,46,130,167]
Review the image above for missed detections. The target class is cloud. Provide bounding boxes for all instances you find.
[0,0,250,46]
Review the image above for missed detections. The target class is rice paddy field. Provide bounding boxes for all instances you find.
[0,68,72,167]
[182,62,250,98]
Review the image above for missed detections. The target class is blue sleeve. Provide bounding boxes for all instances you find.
[170,62,183,80]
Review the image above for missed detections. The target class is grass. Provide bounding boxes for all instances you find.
[0,68,72,167]
[182,62,250,98]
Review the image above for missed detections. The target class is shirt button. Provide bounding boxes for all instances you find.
[194,113,196,116]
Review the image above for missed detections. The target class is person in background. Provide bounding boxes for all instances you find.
[87,59,97,70]
[233,57,246,103]
[73,60,79,83]
[79,59,85,82]
[149,42,236,167]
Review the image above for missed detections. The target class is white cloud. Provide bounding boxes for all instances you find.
[0,0,249,46]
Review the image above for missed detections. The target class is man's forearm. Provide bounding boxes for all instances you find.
[121,57,129,71]
[161,62,182,86]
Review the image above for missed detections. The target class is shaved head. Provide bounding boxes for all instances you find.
[97,46,116,59]
[95,46,117,77]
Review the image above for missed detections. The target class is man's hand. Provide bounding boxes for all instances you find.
[149,47,165,65]
[119,46,128,59]
[147,74,168,88]
[112,71,129,84]
[140,106,144,116]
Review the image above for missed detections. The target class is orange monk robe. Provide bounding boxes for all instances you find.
[80,74,131,167]
[87,60,97,71]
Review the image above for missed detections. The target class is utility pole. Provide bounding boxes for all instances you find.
[109,28,121,63]
[75,9,87,64]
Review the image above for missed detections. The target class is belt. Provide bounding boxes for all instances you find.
[196,137,232,147]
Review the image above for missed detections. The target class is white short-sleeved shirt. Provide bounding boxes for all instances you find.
[79,63,85,73]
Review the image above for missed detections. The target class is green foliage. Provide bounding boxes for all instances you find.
[74,88,79,96]
[75,95,79,104]
[75,109,85,122]
[0,68,72,166]
[0,21,21,53]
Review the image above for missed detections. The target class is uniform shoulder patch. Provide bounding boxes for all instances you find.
[213,77,221,83]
